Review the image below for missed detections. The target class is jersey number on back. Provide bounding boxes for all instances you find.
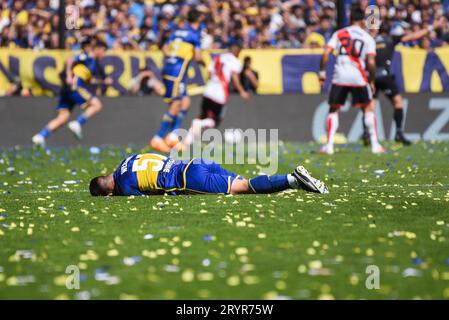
[338,37,365,58]
[132,154,167,173]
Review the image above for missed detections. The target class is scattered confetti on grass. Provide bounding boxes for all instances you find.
[0,142,448,299]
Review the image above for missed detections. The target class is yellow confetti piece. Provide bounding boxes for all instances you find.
[182,241,192,247]
[309,260,322,269]
[119,294,139,300]
[197,289,210,298]
[258,233,266,239]
[444,288,449,299]
[53,275,67,286]
[243,275,260,285]
[437,220,445,225]
[54,294,69,300]
[107,249,119,257]
[171,247,180,255]
[262,291,278,300]
[6,276,17,286]
[297,264,307,273]
[235,247,248,255]
[71,227,80,232]
[318,293,335,300]
[197,272,214,281]
[275,280,286,290]
[227,275,240,286]
[27,228,33,235]
[307,248,316,255]
[181,269,194,282]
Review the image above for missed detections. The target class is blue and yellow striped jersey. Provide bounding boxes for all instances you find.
[72,53,98,88]
[162,25,201,78]
[113,153,191,196]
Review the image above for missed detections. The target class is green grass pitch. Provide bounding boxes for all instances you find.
[0,142,448,299]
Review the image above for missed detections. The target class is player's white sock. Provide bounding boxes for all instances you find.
[364,111,381,149]
[287,174,299,188]
[326,112,339,149]
[201,118,215,128]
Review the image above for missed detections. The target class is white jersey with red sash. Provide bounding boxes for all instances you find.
[203,53,242,104]
[327,25,376,87]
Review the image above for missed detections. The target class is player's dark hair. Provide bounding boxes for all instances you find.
[89,176,110,196]
[94,40,108,49]
[80,36,92,49]
[188,9,201,23]
[350,5,365,22]
[379,22,390,35]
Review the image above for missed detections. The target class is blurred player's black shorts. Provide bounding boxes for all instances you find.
[200,97,226,126]
[328,84,372,107]
[374,74,399,99]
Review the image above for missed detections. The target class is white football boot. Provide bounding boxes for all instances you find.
[371,145,387,154]
[292,165,329,194]
[68,121,83,140]
[32,134,46,147]
[319,144,334,155]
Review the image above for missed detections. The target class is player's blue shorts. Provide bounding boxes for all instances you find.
[163,76,188,103]
[184,159,243,194]
[56,87,93,111]
[162,59,189,103]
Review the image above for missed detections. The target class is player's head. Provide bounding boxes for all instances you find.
[91,40,108,59]
[229,42,242,57]
[80,36,92,51]
[187,8,201,24]
[89,175,115,196]
[350,5,365,24]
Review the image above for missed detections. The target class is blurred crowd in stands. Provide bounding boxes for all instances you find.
[1,0,449,51]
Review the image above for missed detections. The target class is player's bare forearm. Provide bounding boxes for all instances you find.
[320,48,331,72]
[232,72,250,101]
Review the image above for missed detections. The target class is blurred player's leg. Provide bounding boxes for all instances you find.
[363,102,386,154]
[391,94,411,145]
[150,99,181,153]
[165,96,190,148]
[185,159,328,195]
[320,85,347,154]
[232,165,328,194]
[68,97,103,140]
[184,97,223,146]
[320,108,339,155]
[32,109,71,146]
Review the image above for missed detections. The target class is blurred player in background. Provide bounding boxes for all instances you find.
[240,56,259,93]
[319,5,384,154]
[150,9,204,153]
[89,152,329,197]
[129,68,164,96]
[182,43,252,147]
[32,39,110,146]
[362,16,448,146]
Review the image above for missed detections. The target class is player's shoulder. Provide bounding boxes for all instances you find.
[353,26,374,40]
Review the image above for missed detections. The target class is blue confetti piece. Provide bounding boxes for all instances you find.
[203,234,213,241]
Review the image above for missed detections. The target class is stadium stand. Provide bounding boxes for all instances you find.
[0,0,448,51]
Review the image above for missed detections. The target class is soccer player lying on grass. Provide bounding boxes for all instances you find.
[89,153,329,196]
